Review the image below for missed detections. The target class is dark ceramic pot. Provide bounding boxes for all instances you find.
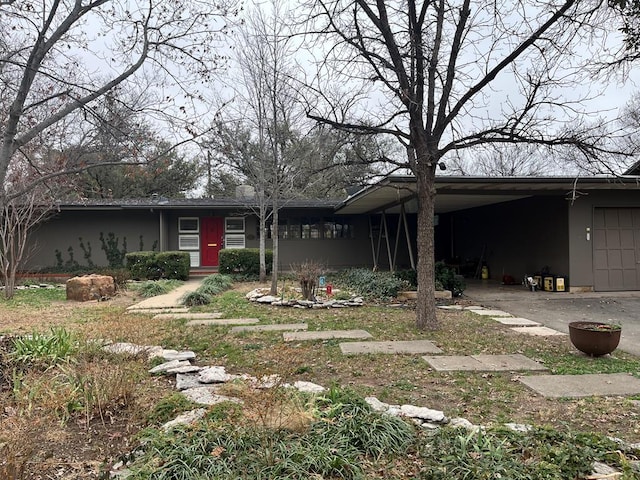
[568,321,621,356]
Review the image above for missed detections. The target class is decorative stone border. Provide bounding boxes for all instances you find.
[246,288,364,308]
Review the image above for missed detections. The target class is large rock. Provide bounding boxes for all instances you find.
[66,274,115,302]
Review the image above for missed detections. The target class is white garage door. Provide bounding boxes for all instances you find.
[593,208,640,291]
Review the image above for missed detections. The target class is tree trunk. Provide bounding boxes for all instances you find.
[259,202,267,283]
[270,202,279,295]
[415,156,438,330]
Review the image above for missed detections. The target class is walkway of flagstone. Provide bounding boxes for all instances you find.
[125,281,640,399]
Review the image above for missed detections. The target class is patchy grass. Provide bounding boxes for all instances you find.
[0,283,639,479]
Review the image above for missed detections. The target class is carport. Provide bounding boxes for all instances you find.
[335,175,640,292]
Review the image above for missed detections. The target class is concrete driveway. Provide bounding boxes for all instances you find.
[462,281,640,357]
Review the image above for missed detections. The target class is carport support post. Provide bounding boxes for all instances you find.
[402,203,415,270]
[368,216,378,270]
[381,211,393,271]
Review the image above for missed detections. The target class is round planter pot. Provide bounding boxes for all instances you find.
[568,321,621,356]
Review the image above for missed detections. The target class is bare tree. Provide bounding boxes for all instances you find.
[448,144,567,176]
[305,0,635,330]
[0,0,232,205]
[0,0,232,289]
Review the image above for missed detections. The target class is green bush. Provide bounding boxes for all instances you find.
[394,269,417,288]
[155,251,190,280]
[435,262,465,296]
[334,268,410,300]
[125,251,190,281]
[125,252,156,279]
[219,248,272,276]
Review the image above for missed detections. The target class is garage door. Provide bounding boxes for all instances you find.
[593,208,640,291]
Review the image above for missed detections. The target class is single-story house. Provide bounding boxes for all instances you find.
[24,174,640,292]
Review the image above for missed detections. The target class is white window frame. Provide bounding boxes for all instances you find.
[225,233,246,249]
[225,217,245,233]
[179,217,199,233]
[178,234,200,250]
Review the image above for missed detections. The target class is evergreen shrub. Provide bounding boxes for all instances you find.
[219,249,272,276]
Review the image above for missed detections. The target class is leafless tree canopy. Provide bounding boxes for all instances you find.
[0,0,235,203]
[302,0,637,329]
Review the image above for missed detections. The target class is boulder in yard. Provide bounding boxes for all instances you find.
[66,274,115,302]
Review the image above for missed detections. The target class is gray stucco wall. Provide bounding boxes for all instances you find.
[447,196,570,281]
[567,190,640,290]
[25,210,160,270]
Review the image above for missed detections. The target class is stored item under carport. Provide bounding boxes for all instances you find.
[554,276,567,292]
[543,276,555,292]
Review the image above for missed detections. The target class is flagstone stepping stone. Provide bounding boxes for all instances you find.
[186,318,260,326]
[103,342,163,358]
[126,307,190,314]
[176,373,204,391]
[437,305,464,310]
[231,323,308,333]
[339,340,443,355]
[283,330,372,341]
[153,312,223,320]
[149,359,191,374]
[467,308,513,317]
[181,386,244,406]
[422,354,547,372]
[198,366,233,383]
[161,350,196,361]
[511,326,566,336]
[492,317,540,326]
[162,408,207,431]
[519,373,640,398]
[291,381,325,393]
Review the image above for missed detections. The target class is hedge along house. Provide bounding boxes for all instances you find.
[336,175,640,292]
[22,173,640,292]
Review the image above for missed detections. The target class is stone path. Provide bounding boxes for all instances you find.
[153,312,223,320]
[126,279,203,311]
[283,330,372,341]
[519,373,640,398]
[186,318,260,326]
[492,317,540,326]
[422,354,548,372]
[511,326,566,336]
[231,323,308,333]
[340,340,443,355]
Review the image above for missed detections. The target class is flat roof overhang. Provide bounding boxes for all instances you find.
[335,175,640,215]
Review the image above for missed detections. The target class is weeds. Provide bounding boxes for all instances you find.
[10,327,77,368]
[182,291,212,306]
[129,279,182,298]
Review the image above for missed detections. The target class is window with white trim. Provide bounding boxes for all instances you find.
[225,217,245,233]
[179,217,199,233]
[178,217,200,267]
[225,217,246,249]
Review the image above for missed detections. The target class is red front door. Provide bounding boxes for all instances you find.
[200,217,224,267]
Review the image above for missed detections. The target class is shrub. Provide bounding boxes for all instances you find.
[435,261,465,296]
[291,260,324,301]
[125,251,190,281]
[219,248,272,276]
[333,268,409,300]
[394,269,417,289]
[125,252,156,279]
[155,251,190,280]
